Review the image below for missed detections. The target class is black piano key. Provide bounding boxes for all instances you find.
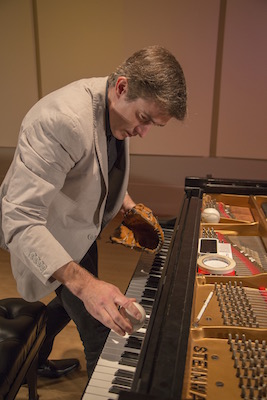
[120,351,139,367]
[149,271,162,278]
[109,386,122,395]
[119,358,138,367]
[125,337,142,349]
[141,298,154,307]
[154,257,166,264]
[143,288,157,298]
[152,259,164,265]
[150,266,163,273]
[150,264,163,270]
[146,277,160,288]
[153,255,165,261]
[148,272,161,279]
[112,377,132,388]
[109,385,130,394]
[124,338,143,350]
[121,351,139,360]
[115,369,135,379]
[129,331,145,340]
[148,272,162,279]
[151,263,163,270]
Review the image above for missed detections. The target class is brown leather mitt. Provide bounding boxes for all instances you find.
[110,203,164,254]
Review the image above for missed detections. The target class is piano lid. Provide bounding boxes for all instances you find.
[185,176,267,195]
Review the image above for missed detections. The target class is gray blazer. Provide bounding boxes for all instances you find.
[0,77,129,301]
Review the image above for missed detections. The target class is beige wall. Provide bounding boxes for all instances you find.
[1,0,267,214]
[1,0,267,158]
[0,0,39,147]
[36,0,125,95]
[217,0,267,159]
[127,0,221,157]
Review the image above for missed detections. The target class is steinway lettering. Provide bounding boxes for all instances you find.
[189,345,208,399]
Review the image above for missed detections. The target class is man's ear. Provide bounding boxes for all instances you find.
[115,77,128,97]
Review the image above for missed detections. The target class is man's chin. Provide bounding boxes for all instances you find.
[112,131,128,140]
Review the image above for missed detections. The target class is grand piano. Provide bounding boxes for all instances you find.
[82,176,267,400]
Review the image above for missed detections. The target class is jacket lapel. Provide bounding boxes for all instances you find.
[92,79,109,194]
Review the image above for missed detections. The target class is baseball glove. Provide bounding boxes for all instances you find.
[110,203,164,254]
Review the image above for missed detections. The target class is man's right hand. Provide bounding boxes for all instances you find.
[53,261,143,336]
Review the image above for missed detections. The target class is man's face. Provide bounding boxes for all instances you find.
[108,77,171,140]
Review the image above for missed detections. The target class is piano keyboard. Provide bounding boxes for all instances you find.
[81,227,174,400]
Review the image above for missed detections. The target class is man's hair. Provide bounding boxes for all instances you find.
[108,45,187,120]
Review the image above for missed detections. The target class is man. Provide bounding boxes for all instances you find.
[0,46,187,379]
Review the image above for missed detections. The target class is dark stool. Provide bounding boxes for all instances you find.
[0,298,47,400]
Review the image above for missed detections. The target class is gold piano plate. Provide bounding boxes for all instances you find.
[197,274,267,290]
[192,276,267,329]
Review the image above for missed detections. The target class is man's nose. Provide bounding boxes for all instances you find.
[135,124,151,138]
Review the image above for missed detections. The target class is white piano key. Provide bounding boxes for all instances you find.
[91,370,115,382]
[82,393,119,400]
[92,364,116,376]
[82,393,117,400]
[90,367,117,383]
[88,378,113,390]
[97,357,136,373]
[84,385,118,397]
[101,347,141,359]
[90,376,132,391]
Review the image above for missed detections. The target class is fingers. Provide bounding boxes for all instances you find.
[104,297,143,336]
[82,278,143,336]
[99,298,144,336]
[99,307,129,336]
[119,302,146,332]
[120,299,143,321]
[102,302,133,336]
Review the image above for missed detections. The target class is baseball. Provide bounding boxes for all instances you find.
[201,208,220,223]
[123,302,146,332]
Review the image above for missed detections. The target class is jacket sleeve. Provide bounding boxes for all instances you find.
[2,113,84,284]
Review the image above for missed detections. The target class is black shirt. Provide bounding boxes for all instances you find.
[105,84,122,173]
